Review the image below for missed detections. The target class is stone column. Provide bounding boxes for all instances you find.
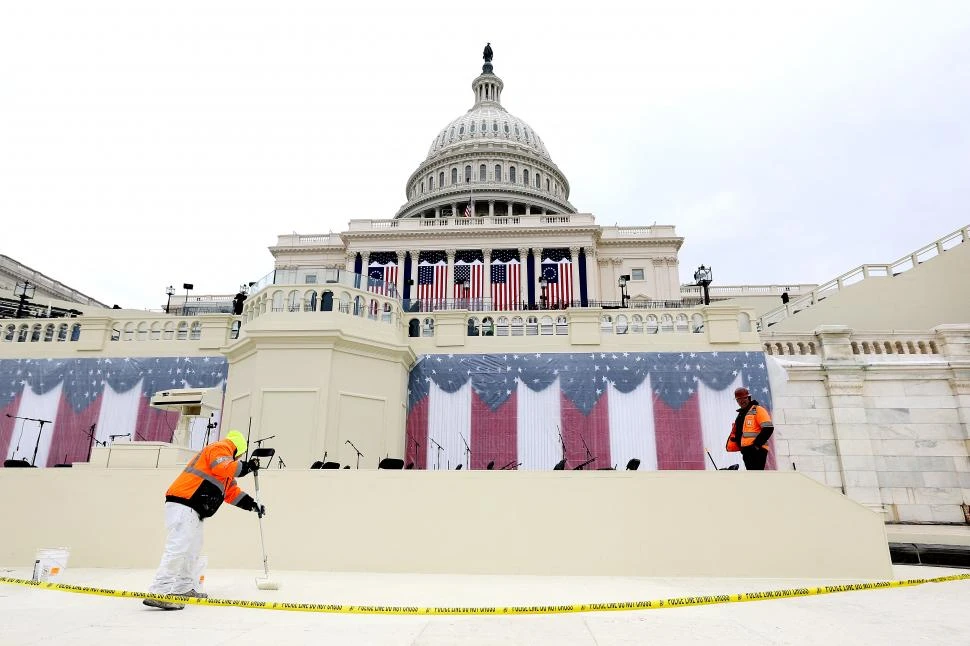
[507,203,513,217]
[395,251,405,298]
[451,203,458,219]
[345,252,356,273]
[488,200,495,218]
[569,246,581,307]
[817,326,882,509]
[410,249,420,300]
[446,248,456,306]
[518,247,529,309]
[435,206,441,218]
[611,258,623,303]
[482,247,492,310]
[934,325,970,443]
[586,249,599,302]
[525,204,531,216]
[652,258,666,300]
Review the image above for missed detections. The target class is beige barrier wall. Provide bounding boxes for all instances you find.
[0,469,891,579]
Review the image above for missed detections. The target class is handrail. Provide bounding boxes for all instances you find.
[757,225,969,331]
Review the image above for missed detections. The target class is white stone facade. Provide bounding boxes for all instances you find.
[765,325,970,523]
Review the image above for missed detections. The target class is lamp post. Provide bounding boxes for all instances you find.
[182,283,194,315]
[164,285,175,314]
[14,281,35,318]
[462,278,471,309]
[617,274,631,308]
[693,265,713,305]
[538,276,548,310]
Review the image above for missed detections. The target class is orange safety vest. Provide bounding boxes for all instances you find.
[165,439,251,518]
[725,404,772,452]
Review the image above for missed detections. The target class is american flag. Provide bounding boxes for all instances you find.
[405,351,775,472]
[367,261,398,296]
[463,203,472,218]
[490,249,521,311]
[541,250,573,308]
[417,260,448,308]
[0,357,228,467]
[453,260,484,307]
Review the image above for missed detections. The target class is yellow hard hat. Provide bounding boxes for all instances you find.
[225,430,247,457]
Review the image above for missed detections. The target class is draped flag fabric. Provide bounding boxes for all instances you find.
[490,249,521,311]
[405,351,774,471]
[453,260,484,307]
[367,260,398,297]
[541,249,573,308]
[417,257,448,308]
[0,357,228,467]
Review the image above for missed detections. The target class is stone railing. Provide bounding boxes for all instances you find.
[681,283,817,299]
[0,313,240,354]
[404,305,761,347]
[758,225,970,330]
[273,234,345,247]
[347,213,597,231]
[762,329,946,358]
[244,282,403,330]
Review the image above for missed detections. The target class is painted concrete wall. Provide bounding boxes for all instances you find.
[0,468,892,579]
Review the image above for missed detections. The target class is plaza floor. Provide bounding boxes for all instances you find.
[1,564,968,645]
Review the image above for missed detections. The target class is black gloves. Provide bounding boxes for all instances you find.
[252,503,266,518]
[238,457,260,478]
[238,494,266,517]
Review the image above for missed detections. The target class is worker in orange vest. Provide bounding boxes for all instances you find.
[725,387,774,470]
[143,430,264,610]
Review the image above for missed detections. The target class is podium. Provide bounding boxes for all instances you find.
[148,387,222,448]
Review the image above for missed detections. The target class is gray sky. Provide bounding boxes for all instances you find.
[2,1,968,309]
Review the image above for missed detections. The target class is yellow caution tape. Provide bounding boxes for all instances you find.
[1,573,968,615]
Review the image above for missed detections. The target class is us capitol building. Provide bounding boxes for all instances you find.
[1,45,968,573]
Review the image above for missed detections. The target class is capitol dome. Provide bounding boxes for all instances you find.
[395,47,576,220]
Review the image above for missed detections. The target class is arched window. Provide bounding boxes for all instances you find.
[428,175,434,190]
[420,181,425,194]
[57,323,68,341]
[479,164,486,182]
[481,120,487,132]
[503,123,509,134]
[459,124,464,136]
[470,121,476,134]
[535,173,541,188]
[546,178,550,191]
[514,124,520,136]
[510,166,516,183]
[494,164,502,181]
[439,171,444,187]
[464,165,471,182]
[190,322,202,340]
[70,323,81,341]
[176,322,188,340]
[451,168,458,184]
[449,126,455,140]
[523,169,529,186]
[524,128,531,142]
[492,121,498,132]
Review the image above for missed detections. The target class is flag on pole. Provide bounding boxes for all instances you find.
[490,249,521,311]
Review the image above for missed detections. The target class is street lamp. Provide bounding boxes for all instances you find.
[538,276,548,310]
[14,281,35,318]
[693,265,713,305]
[182,283,194,315]
[462,278,471,309]
[164,285,175,314]
[618,274,631,308]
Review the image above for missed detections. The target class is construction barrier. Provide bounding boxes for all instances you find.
[1,573,969,615]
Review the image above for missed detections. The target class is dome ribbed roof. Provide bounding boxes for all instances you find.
[426,105,550,160]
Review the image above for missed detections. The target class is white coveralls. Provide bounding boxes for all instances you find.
[148,502,204,595]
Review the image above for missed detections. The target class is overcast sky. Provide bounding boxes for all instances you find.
[2,1,968,309]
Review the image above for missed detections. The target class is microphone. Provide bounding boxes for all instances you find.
[108,433,131,441]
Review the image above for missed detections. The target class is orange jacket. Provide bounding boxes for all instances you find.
[725,403,773,452]
[165,438,255,519]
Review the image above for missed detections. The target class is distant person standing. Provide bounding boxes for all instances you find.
[725,387,774,470]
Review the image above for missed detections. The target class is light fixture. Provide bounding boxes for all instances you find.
[618,274,631,308]
[164,285,175,314]
[14,281,35,319]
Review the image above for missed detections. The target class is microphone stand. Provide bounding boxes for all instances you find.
[277,456,286,469]
[108,433,131,443]
[345,439,364,469]
[7,414,52,467]
[459,433,471,470]
[83,423,105,463]
[203,415,218,446]
[576,431,596,470]
[428,438,444,470]
[557,425,567,469]
[409,434,420,466]
[500,460,521,470]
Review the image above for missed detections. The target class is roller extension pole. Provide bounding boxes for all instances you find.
[252,469,280,590]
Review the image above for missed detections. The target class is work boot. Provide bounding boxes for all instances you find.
[142,597,186,610]
[176,589,208,599]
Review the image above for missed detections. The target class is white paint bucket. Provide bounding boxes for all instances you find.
[194,555,208,594]
[33,548,70,582]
